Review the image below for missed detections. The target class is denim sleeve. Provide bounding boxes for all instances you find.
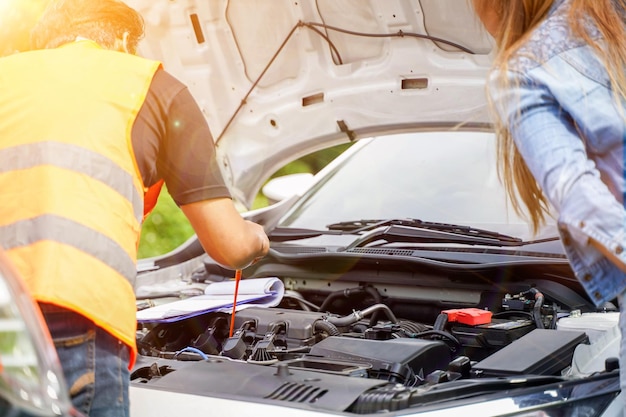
[489,69,626,305]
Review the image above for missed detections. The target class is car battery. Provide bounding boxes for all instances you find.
[450,318,536,357]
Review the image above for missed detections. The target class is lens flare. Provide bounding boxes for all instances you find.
[0,0,51,56]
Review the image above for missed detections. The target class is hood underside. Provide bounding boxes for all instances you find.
[126,0,495,206]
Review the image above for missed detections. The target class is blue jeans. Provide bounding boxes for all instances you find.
[39,304,130,417]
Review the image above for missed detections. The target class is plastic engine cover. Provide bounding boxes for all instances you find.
[306,336,451,384]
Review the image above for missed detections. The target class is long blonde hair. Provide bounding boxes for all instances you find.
[473,0,626,233]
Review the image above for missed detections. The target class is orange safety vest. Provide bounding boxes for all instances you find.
[0,40,161,367]
[144,179,164,220]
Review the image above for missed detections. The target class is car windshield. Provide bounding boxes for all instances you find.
[277,131,554,242]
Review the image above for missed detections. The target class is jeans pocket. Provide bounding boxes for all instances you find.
[53,329,97,416]
[91,328,130,417]
[44,308,130,417]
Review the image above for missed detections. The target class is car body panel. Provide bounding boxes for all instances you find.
[126,0,494,207]
[130,384,626,417]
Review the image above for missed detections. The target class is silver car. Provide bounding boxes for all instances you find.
[129,0,624,416]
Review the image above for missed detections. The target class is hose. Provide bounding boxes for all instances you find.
[314,319,341,336]
[325,303,398,327]
[319,286,382,313]
[527,288,545,329]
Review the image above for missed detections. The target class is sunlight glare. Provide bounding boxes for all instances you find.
[0,0,51,56]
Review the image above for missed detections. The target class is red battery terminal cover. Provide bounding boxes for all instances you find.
[442,308,492,326]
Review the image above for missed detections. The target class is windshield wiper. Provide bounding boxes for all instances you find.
[267,227,342,242]
[267,219,477,242]
[267,220,393,242]
[269,219,558,247]
[337,219,559,249]
[328,218,523,243]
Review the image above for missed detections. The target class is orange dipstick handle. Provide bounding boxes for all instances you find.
[229,269,242,337]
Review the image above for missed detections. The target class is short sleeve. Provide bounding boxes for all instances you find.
[132,69,231,206]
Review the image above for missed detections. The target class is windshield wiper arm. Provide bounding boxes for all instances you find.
[270,219,558,246]
[267,227,341,242]
[328,218,524,243]
[268,219,402,242]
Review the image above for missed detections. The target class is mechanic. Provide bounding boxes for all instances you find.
[0,0,269,416]
[472,0,626,396]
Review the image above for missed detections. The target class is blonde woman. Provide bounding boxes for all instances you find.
[472,0,626,390]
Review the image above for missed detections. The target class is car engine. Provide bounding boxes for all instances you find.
[132,258,623,414]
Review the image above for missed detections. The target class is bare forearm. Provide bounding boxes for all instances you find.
[181,198,269,269]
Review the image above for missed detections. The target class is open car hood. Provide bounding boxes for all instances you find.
[126,0,495,207]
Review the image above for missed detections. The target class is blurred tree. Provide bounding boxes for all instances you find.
[138,185,193,259]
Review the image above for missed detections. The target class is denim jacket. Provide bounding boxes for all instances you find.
[489,0,626,307]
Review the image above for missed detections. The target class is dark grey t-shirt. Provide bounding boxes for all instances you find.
[132,68,231,206]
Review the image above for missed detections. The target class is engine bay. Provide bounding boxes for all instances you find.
[131,260,620,413]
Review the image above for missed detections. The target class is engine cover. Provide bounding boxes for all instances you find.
[304,336,451,385]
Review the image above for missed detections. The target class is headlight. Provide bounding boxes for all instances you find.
[0,250,74,416]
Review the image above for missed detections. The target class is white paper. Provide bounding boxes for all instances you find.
[136,277,284,323]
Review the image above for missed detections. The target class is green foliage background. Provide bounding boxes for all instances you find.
[138,144,351,258]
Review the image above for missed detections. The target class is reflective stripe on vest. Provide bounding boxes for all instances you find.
[0,141,143,223]
[0,214,136,285]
